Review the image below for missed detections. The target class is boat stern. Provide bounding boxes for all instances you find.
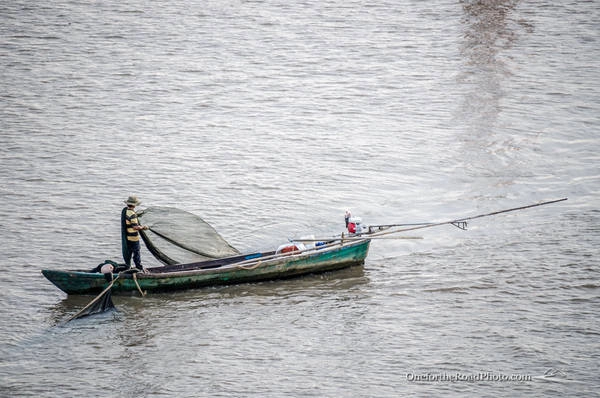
[42,269,111,295]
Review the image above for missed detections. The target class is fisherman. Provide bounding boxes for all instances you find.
[121,195,149,272]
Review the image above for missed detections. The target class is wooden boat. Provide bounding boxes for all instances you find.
[41,238,371,295]
[41,198,567,300]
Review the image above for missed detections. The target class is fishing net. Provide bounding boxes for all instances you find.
[68,279,116,322]
[70,290,115,320]
[138,206,240,265]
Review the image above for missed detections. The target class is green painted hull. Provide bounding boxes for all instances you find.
[42,239,370,295]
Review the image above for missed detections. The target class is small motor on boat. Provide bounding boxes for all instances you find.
[347,217,363,234]
[345,210,363,234]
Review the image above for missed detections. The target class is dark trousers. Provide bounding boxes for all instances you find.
[126,240,142,269]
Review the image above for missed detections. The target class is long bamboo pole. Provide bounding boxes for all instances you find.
[366,198,568,238]
[292,198,567,243]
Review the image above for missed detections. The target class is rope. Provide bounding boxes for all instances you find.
[132,272,146,297]
[236,260,263,270]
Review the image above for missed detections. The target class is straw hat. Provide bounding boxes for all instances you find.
[124,195,141,206]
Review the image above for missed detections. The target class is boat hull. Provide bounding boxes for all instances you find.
[42,239,370,295]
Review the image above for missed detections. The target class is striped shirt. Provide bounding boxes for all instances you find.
[125,208,141,242]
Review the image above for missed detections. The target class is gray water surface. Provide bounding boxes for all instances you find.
[1,1,598,397]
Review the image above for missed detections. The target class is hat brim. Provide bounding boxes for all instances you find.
[124,200,141,206]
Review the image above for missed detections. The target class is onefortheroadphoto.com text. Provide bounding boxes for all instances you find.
[406,372,533,383]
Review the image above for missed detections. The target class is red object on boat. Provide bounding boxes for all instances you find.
[347,222,356,233]
[278,244,299,254]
